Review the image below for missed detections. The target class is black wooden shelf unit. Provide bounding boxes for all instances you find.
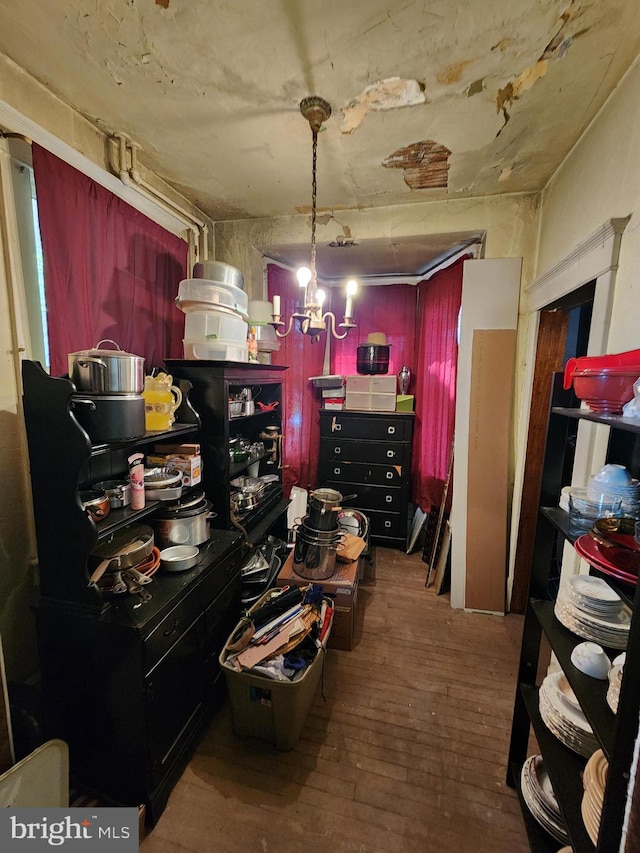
[507,372,640,853]
[20,359,245,827]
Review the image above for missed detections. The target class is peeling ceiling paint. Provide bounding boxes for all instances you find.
[383,141,451,190]
[340,77,425,133]
[0,0,637,220]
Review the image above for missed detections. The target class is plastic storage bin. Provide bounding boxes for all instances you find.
[183,339,248,361]
[219,591,332,750]
[176,278,249,317]
[183,308,248,344]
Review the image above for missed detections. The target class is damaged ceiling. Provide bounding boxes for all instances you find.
[0,0,639,226]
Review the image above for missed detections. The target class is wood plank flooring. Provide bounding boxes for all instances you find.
[142,547,529,852]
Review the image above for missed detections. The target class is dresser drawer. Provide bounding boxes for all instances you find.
[144,589,204,676]
[366,509,406,540]
[143,547,241,674]
[319,437,408,466]
[323,480,405,512]
[319,460,404,486]
[319,412,413,442]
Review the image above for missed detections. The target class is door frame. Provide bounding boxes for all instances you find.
[507,217,630,609]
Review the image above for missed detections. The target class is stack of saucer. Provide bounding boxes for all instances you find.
[521,754,569,844]
[539,671,599,757]
[554,577,630,650]
[587,464,640,515]
[582,749,608,844]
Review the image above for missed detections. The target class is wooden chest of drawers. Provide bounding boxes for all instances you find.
[317,410,414,549]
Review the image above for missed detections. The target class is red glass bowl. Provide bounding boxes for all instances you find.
[571,368,640,414]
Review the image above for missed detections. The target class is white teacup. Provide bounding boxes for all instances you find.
[570,642,611,680]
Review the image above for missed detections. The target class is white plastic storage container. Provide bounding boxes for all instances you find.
[183,309,248,344]
[345,390,396,411]
[183,339,248,362]
[176,278,249,317]
[346,375,396,394]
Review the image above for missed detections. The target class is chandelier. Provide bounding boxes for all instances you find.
[271,96,357,340]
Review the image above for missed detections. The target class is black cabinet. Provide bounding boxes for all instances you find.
[507,373,640,852]
[21,360,243,826]
[166,360,289,544]
[318,410,414,549]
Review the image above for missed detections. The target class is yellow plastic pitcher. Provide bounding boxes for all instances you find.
[143,373,183,431]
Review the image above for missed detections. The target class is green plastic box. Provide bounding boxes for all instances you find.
[396,394,415,411]
[219,591,331,750]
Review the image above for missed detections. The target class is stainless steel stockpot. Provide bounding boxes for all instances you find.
[68,340,145,395]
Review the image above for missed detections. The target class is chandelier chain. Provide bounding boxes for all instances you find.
[311,128,318,290]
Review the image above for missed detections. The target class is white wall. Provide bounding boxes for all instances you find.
[538,56,640,351]
[215,193,540,302]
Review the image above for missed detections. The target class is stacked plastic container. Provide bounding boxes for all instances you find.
[176,261,249,361]
[247,301,280,364]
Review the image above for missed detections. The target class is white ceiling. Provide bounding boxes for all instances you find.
[1,0,639,275]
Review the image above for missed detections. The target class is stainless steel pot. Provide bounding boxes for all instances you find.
[292,538,338,580]
[92,479,130,509]
[192,260,244,290]
[68,340,145,395]
[231,490,260,512]
[152,499,213,547]
[71,393,146,443]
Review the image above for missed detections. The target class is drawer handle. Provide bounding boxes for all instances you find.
[386,472,393,479]
[162,620,180,638]
[386,450,394,458]
[334,423,342,431]
[384,521,391,528]
[385,495,393,503]
[334,447,341,455]
[387,426,395,435]
[334,467,341,475]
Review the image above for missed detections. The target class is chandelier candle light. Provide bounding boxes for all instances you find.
[271,96,357,341]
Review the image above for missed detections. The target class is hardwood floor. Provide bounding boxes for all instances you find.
[142,547,529,852]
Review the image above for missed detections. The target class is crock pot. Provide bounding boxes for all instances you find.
[152,498,214,547]
[356,343,390,375]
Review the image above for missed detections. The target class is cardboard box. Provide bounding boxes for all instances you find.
[154,442,201,455]
[323,399,344,410]
[277,553,358,650]
[146,452,202,487]
[322,386,345,398]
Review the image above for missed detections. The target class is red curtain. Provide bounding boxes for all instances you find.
[330,284,417,377]
[411,257,466,510]
[32,144,188,377]
[268,264,325,496]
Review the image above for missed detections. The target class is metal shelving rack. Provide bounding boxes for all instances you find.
[506,373,640,853]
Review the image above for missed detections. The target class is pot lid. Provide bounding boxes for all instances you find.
[161,489,205,510]
[70,339,143,360]
[153,498,211,519]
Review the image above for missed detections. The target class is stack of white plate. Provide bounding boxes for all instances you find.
[587,471,640,515]
[582,749,608,844]
[607,663,623,712]
[520,754,569,844]
[554,577,630,650]
[539,671,599,757]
